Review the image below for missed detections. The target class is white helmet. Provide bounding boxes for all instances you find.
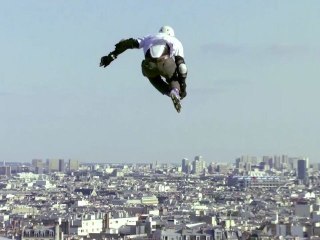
[159,26,175,37]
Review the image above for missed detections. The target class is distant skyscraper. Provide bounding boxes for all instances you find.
[69,159,79,171]
[192,156,206,174]
[281,155,289,165]
[297,159,308,182]
[262,156,273,169]
[235,157,245,170]
[59,159,65,172]
[0,166,11,177]
[274,155,281,170]
[316,163,320,171]
[208,162,216,174]
[32,159,44,174]
[278,155,289,170]
[236,155,258,171]
[262,156,270,163]
[32,159,43,168]
[47,159,59,172]
[181,158,189,173]
[245,162,252,171]
[289,157,300,170]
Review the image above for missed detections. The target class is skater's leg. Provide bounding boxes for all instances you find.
[141,60,159,78]
[141,58,182,112]
[148,76,170,95]
[169,87,182,113]
[158,58,182,112]
[141,59,170,95]
[158,58,177,80]
[169,80,181,93]
[158,58,182,94]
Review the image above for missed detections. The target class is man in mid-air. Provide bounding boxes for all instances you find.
[100,26,188,113]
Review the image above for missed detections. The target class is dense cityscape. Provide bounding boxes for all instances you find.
[0,155,319,240]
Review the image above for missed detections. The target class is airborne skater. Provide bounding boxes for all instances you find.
[100,26,188,113]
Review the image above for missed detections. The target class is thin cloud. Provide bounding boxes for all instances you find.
[213,78,253,87]
[201,43,243,55]
[265,44,312,57]
[192,78,253,96]
[0,91,12,96]
[200,42,317,59]
[191,87,222,95]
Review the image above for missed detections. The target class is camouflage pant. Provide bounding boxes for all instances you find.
[141,57,180,95]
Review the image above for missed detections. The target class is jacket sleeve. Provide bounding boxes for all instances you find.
[113,38,140,56]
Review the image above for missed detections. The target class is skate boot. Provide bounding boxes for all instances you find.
[169,88,182,113]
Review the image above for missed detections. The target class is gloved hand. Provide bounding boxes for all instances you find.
[100,53,116,68]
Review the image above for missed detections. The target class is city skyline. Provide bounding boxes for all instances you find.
[1,1,320,163]
[0,153,318,165]
[2,153,318,167]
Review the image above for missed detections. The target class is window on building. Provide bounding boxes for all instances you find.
[25,231,30,237]
[215,232,222,240]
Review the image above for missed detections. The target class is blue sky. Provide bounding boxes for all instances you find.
[1,1,320,164]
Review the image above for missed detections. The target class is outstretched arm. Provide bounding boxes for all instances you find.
[100,38,139,68]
